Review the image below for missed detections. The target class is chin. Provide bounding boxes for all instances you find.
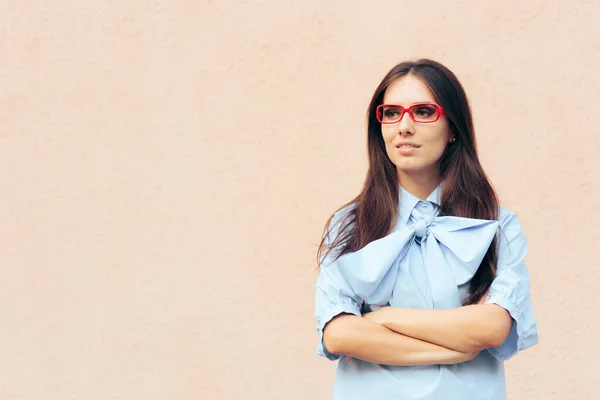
[392,158,424,171]
[394,160,439,176]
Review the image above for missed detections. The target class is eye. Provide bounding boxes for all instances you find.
[414,105,435,116]
[384,109,399,117]
[382,106,402,119]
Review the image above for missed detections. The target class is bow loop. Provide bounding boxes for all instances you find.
[428,217,499,285]
[336,228,414,307]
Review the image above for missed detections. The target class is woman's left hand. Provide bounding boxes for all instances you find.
[362,307,390,325]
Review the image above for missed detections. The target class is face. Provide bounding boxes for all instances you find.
[381,75,453,180]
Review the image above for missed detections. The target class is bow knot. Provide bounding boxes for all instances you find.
[414,219,427,238]
[408,202,435,239]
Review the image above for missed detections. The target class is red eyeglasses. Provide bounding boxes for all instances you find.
[376,103,445,124]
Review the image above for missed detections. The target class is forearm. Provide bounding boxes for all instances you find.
[373,305,512,353]
[323,314,475,366]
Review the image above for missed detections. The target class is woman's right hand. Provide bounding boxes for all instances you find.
[457,351,480,363]
[439,348,480,365]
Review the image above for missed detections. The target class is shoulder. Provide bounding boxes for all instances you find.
[331,202,357,224]
[497,205,524,233]
[323,202,357,244]
[497,206,528,253]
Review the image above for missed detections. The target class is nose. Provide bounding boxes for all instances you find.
[397,109,414,135]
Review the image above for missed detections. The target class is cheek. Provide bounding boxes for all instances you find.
[423,130,450,161]
[431,137,450,154]
[381,127,395,142]
[381,129,396,150]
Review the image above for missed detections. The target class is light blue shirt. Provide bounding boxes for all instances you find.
[315,184,539,400]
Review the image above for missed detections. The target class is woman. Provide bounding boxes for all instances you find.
[314,59,539,400]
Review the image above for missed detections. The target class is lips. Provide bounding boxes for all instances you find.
[395,143,421,149]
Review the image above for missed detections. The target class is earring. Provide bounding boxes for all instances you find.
[450,137,456,143]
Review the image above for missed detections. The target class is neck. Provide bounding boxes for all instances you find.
[397,169,440,200]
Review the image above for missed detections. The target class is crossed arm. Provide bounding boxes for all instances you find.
[322,298,513,366]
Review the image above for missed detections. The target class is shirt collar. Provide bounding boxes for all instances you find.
[398,181,444,223]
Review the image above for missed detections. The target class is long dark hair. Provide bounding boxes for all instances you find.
[316,58,499,305]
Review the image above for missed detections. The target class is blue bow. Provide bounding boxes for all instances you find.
[335,215,499,309]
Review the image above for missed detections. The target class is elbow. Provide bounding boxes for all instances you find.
[465,334,505,353]
[487,337,505,349]
[323,326,341,355]
[457,337,490,353]
[472,304,513,350]
[485,327,511,349]
[480,318,513,349]
[478,334,507,350]
[322,314,355,355]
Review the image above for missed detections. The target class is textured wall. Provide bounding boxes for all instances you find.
[0,1,598,399]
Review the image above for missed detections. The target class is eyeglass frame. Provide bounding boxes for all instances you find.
[375,102,446,124]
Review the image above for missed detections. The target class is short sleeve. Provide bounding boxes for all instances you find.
[485,209,539,361]
[315,207,362,360]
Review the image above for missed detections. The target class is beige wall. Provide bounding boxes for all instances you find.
[0,1,598,399]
